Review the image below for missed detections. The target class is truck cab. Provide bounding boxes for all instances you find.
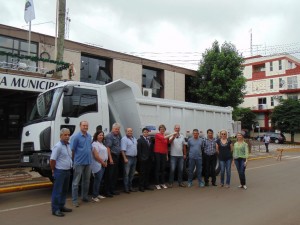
[20,81,110,178]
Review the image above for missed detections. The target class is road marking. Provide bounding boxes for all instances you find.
[247,163,279,171]
[0,201,51,213]
[281,156,300,159]
[247,156,300,171]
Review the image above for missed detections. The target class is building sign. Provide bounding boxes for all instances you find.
[0,73,62,92]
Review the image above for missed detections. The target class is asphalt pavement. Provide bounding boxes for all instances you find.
[0,142,299,193]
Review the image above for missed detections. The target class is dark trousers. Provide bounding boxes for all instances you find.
[139,158,152,188]
[203,154,217,184]
[234,158,246,185]
[51,169,70,213]
[104,153,119,194]
[265,143,269,152]
[154,153,167,185]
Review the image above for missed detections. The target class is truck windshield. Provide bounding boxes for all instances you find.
[29,87,63,122]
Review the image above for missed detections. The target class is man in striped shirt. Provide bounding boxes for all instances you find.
[203,129,217,187]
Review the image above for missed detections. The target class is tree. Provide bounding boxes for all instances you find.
[232,107,256,130]
[186,41,246,108]
[270,98,300,143]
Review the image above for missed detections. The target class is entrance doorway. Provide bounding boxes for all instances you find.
[0,89,38,140]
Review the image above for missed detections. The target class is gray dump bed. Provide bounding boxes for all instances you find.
[106,79,233,138]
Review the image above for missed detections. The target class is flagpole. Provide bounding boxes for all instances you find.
[28,21,31,56]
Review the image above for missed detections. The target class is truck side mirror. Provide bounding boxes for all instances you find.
[63,86,73,96]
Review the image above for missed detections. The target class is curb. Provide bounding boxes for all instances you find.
[248,155,274,161]
[0,182,52,194]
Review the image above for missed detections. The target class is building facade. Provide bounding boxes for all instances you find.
[240,54,300,141]
[0,24,196,142]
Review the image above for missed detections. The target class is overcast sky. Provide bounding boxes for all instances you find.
[1,0,300,70]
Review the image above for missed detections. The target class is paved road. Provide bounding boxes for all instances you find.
[1,154,300,225]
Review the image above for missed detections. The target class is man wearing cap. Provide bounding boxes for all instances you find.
[137,127,154,192]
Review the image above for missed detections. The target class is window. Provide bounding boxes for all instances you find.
[287,76,298,89]
[270,79,273,89]
[279,78,285,88]
[258,98,267,110]
[0,35,38,71]
[288,61,293,69]
[258,98,267,104]
[253,64,265,72]
[288,95,298,100]
[62,87,98,117]
[279,60,282,70]
[270,62,273,71]
[270,97,274,106]
[29,87,63,121]
[142,67,164,98]
[80,55,112,85]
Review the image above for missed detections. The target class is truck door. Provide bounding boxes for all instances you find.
[57,86,103,139]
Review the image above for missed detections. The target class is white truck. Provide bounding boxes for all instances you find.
[20,79,233,180]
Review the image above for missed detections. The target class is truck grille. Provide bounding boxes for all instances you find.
[23,142,34,152]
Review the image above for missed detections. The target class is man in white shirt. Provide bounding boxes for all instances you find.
[168,124,187,187]
[263,134,270,153]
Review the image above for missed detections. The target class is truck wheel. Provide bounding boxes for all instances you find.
[215,159,220,176]
[274,139,279,144]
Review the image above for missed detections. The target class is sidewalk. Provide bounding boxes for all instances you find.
[0,143,298,193]
[0,167,52,193]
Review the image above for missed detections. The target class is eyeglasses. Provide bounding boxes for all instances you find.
[220,133,226,135]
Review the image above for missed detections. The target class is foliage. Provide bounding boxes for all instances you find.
[270,98,300,142]
[186,41,246,108]
[0,50,69,75]
[232,107,256,130]
[0,50,69,66]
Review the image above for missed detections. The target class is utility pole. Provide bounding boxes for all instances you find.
[53,0,66,79]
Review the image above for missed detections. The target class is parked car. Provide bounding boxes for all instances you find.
[256,132,286,144]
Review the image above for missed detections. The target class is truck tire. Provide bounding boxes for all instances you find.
[215,158,220,176]
[183,160,192,181]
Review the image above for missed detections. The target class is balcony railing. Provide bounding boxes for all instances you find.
[0,61,49,74]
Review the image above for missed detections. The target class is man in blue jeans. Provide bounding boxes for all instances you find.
[187,129,205,187]
[71,121,92,207]
[50,128,73,217]
[168,124,187,188]
[121,127,138,193]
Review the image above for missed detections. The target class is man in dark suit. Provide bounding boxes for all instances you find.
[137,127,154,192]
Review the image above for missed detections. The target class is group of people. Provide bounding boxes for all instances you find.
[49,121,249,217]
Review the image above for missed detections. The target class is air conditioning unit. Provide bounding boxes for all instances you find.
[142,88,152,97]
